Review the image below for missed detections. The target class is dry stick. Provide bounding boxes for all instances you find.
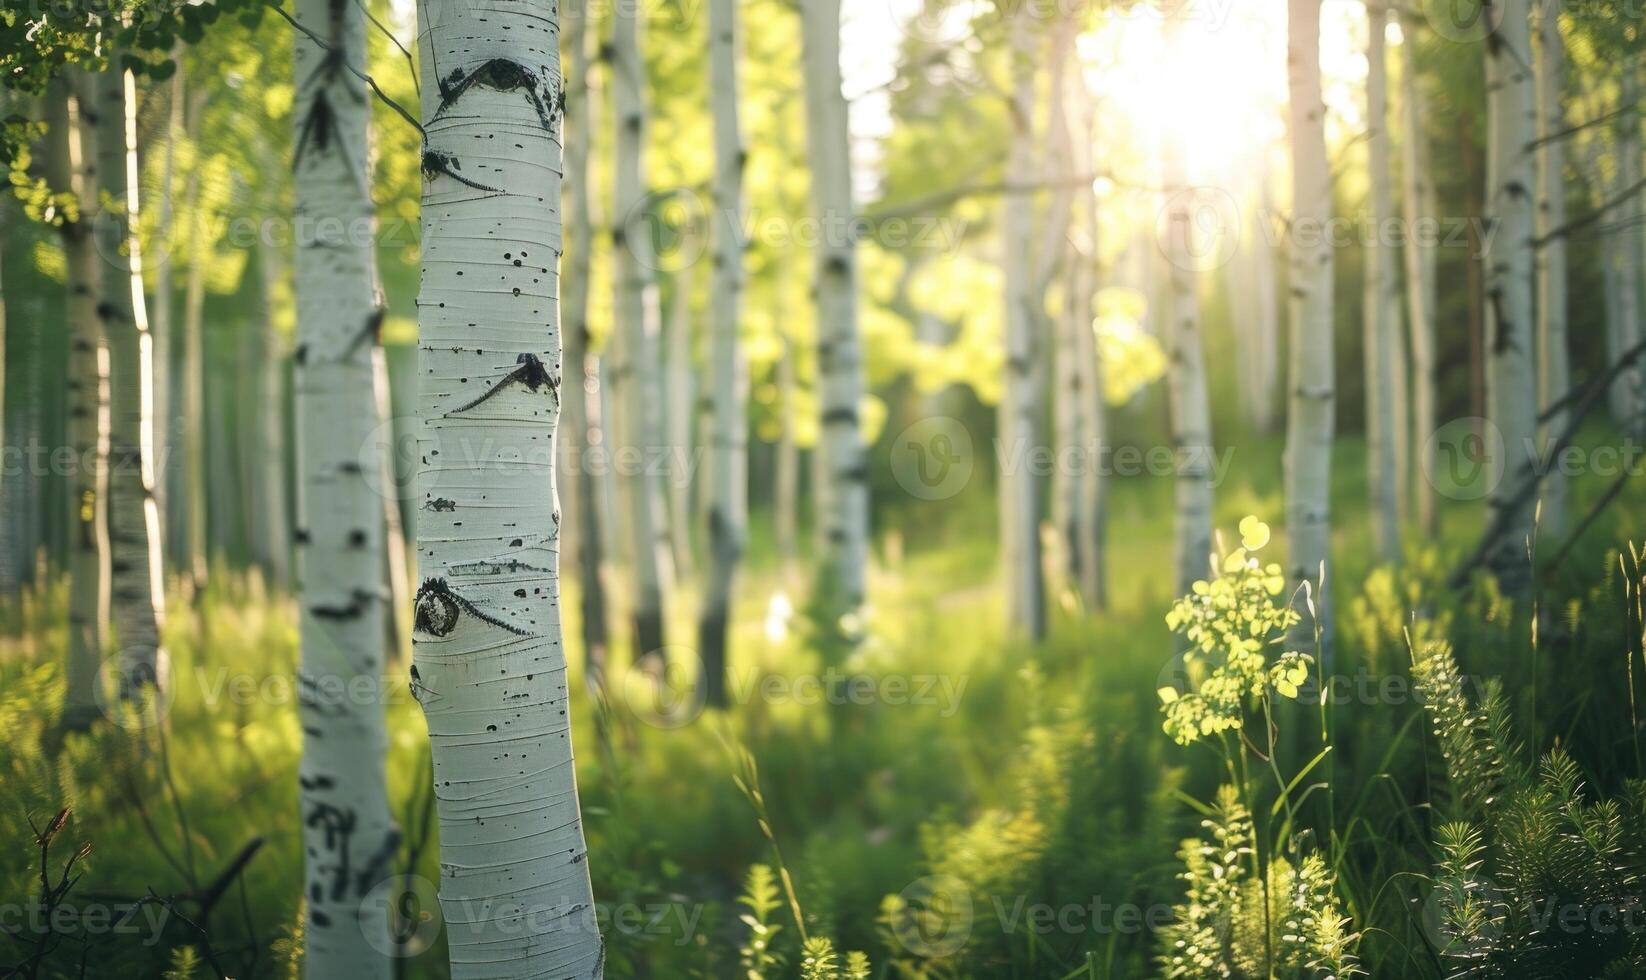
[1534,173,1646,248]
[1449,335,1646,588]
[1545,467,1636,572]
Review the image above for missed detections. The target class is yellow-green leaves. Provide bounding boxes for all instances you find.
[1160,516,1310,746]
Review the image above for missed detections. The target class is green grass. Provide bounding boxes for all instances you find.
[1,430,1643,977]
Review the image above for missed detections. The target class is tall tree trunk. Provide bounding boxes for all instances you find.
[95,60,169,700]
[998,7,1047,637]
[290,0,398,969]
[1534,0,1569,538]
[1160,10,1214,598]
[1230,165,1281,436]
[774,327,800,576]
[611,0,673,659]
[0,88,11,601]
[1046,29,1083,593]
[374,347,411,662]
[700,0,748,707]
[664,276,696,580]
[800,0,869,627]
[1364,2,1402,563]
[152,63,181,568]
[561,0,609,693]
[1400,14,1440,536]
[55,75,110,728]
[254,236,290,589]
[1286,0,1336,647]
[414,1,603,975]
[180,118,209,585]
[1608,68,1644,431]
[1482,0,1540,590]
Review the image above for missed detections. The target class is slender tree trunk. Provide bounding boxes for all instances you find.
[561,0,609,693]
[1534,0,1570,538]
[0,88,11,601]
[997,7,1047,637]
[1400,14,1440,536]
[1046,30,1083,593]
[1230,168,1281,436]
[55,76,110,729]
[611,0,674,659]
[152,63,181,568]
[700,0,748,706]
[254,236,291,589]
[774,327,799,574]
[1286,0,1336,646]
[664,276,696,580]
[374,348,411,662]
[180,119,209,585]
[1364,3,1402,563]
[800,0,869,627]
[290,0,398,969]
[1608,68,1644,431]
[1482,0,1539,590]
[95,60,168,700]
[1159,10,1215,598]
[415,1,603,974]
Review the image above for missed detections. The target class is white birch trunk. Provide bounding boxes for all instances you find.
[998,7,1047,637]
[1534,0,1569,538]
[1286,0,1336,644]
[701,0,749,704]
[415,0,603,974]
[611,0,674,658]
[800,0,869,624]
[255,235,291,589]
[56,75,110,728]
[1364,3,1402,563]
[561,0,609,690]
[1162,11,1214,598]
[1069,60,1107,612]
[181,138,209,584]
[94,61,168,700]
[291,0,398,969]
[153,64,181,567]
[1400,15,1440,536]
[664,277,695,580]
[1482,0,1540,589]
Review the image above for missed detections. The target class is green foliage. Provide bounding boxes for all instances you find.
[1417,641,1646,978]
[1159,517,1309,745]
[741,864,787,978]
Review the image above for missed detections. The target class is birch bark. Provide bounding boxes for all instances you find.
[291,0,398,969]
[1534,0,1569,537]
[611,0,674,658]
[1364,3,1402,563]
[1482,0,1540,590]
[701,0,749,705]
[414,0,602,973]
[56,75,110,728]
[800,0,869,624]
[1285,0,1336,645]
[94,61,168,700]
[1399,14,1439,536]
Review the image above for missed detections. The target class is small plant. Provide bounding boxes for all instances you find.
[738,864,786,979]
[1415,640,1646,977]
[1156,518,1360,978]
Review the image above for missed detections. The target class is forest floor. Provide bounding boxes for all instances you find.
[2,430,1644,978]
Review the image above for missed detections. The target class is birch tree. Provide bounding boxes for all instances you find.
[664,279,695,581]
[998,6,1045,637]
[180,108,209,584]
[1607,68,1643,431]
[1481,0,1540,590]
[253,236,290,589]
[94,58,168,700]
[289,0,398,967]
[1161,9,1213,598]
[800,0,869,626]
[1399,13,1439,535]
[54,75,109,729]
[413,0,602,973]
[701,0,749,705]
[1067,61,1106,611]
[1534,0,1569,537]
[1363,2,1402,563]
[1285,0,1335,645]
[561,0,609,691]
[611,0,674,659]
